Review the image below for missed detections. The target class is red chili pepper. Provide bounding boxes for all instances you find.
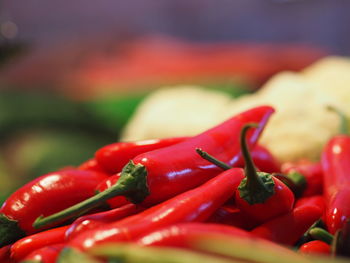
[65,204,143,240]
[68,167,246,251]
[250,202,323,246]
[299,240,330,255]
[10,225,69,261]
[234,124,294,223]
[0,245,13,263]
[33,106,274,229]
[95,137,189,174]
[95,173,129,208]
[321,107,350,234]
[295,195,325,212]
[207,204,259,230]
[22,243,65,263]
[281,160,323,197]
[237,144,280,173]
[136,222,251,249]
[0,169,108,247]
[78,158,109,174]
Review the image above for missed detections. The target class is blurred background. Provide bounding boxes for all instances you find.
[0,0,348,202]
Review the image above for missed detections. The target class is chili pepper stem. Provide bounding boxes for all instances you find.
[309,227,334,245]
[195,148,231,170]
[33,161,149,229]
[0,214,26,247]
[238,124,275,205]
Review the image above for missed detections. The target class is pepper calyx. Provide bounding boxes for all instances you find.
[238,172,275,205]
[0,213,26,247]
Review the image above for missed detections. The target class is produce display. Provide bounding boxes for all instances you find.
[0,100,350,263]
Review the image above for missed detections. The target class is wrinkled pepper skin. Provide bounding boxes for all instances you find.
[69,168,245,251]
[321,135,350,234]
[95,137,189,174]
[137,222,251,249]
[0,169,108,247]
[299,240,330,255]
[10,225,69,261]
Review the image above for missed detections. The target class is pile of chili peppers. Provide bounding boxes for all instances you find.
[0,105,349,263]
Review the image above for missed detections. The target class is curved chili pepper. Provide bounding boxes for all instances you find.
[95,137,189,174]
[234,124,294,223]
[281,160,323,197]
[321,107,350,234]
[10,225,69,261]
[0,245,13,263]
[295,195,325,213]
[299,240,330,255]
[21,243,65,263]
[33,106,274,229]
[0,169,108,247]
[68,167,246,251]
[207,205,258,230]
[136,222,251,249]
[94,173,129,208]
[65,203,143,240]
[78,158,109,174]
[251,201,323,246]
[236,144,280,173]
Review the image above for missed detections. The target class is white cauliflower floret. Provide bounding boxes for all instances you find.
[222,72,342,162]
[121,86,232,141]
[121,56,350,162]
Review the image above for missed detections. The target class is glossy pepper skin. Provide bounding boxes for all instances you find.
[65,204,142,240]
[251,200,323,246]
[0,169,108,247]
[281,160,323,197]
[299,240,330,255]
[95,137,189,174]
[78,158,109,174]
[10,225,69,261]
[22,243,65,263]
[69,168,245,251]
[137,222,251,249]
[33,106,274,229]
[322,135,350,234]
[234,124,294,223]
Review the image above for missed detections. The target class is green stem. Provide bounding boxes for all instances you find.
[237,123,275,205]
[309,227,334,245]
[327,105,348,135]
[195,148,231,170]
[33,161,149,229]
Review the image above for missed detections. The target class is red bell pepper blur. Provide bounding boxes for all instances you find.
[322,134,350,234]
[299,240,330,255]
[68,167,245,251]
[136,222,251,249]
[22,243,65,263]
[95,137,189,174]
[65,204,143,240]
[10,225,69,261]
[237,144,280,173]
[0,169,108,247]
[78,158,109,174]
[207,205,258,230]
[33,106,274,229]
[234,124,294,223]
[281,160,323,197]
[250,200,323,246]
